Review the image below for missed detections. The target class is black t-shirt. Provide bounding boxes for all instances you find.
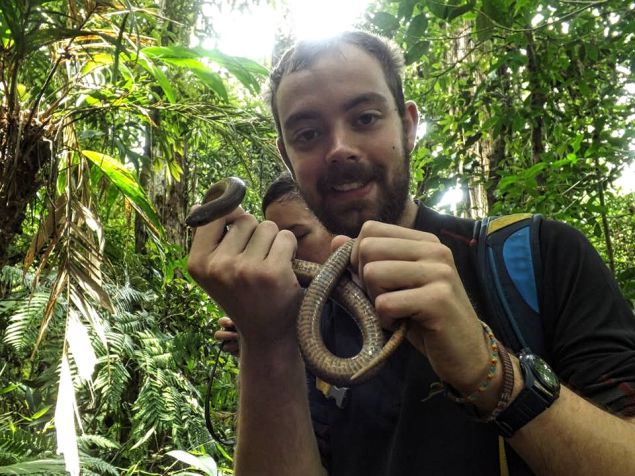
[308,204,635,476]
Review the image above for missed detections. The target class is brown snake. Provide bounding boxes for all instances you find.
[187,177,407,386]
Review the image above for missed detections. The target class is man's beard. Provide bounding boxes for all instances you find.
[300,147,411,238]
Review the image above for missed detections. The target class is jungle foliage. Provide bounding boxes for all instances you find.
[0,0,633,475]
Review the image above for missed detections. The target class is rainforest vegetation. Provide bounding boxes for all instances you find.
[0,0,633,474]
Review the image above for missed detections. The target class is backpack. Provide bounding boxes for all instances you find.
[474,213,546,356]
[473,213,546,476]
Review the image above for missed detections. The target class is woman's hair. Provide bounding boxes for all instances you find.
[261,172,301,215]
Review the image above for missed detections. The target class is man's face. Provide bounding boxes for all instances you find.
[275,44,418,237]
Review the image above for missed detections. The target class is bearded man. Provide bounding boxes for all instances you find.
[188,31,635,476]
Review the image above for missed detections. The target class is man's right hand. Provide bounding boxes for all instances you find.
[187,208,303,348]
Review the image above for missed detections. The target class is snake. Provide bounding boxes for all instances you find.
[186,177,407,387]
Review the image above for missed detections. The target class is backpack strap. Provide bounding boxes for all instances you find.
[475,213,545,355]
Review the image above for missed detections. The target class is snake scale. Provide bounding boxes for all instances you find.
[186,177,407,386]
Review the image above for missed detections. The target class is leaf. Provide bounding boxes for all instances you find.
[68,262,114,313]
[77,434,121,450]
[167,450,218,476]
[152,57,228,100]
[481,0,512,27]
[3,291,50,352]
[67,310,97,382]
[137,55,176,104]
[446,1,474,21]
[398,0,418,20]
[55,354,80,476]
[130,425,156,450]
[81,150,165,240]
[406,14,428,42]
[69,287,108,348]
[0,384,18,395]
[0,459,66,475]
[371,12,400,35]
[475,11,494,42]
[30,277,65,358]
[427,0,474,21]
[29,404,51,421]
[405,41,430,65]
[24,195,66,272]
[141,46,268,96]
[194,47,268,94]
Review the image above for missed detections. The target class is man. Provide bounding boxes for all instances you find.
[188,31,635,475]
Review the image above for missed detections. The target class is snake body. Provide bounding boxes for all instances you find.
[187,177,406,386]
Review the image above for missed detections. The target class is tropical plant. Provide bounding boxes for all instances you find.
[366,0,634,299]
[0,0,273,473]
[1,0,633,474]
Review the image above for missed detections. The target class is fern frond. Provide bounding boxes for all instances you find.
[0,266,24,291]
[93,359,131,411]
[78,453,119,476]
[0,426,55,458]
[106,282,156,313]
[2,292,52,353]
[77,434,120,451]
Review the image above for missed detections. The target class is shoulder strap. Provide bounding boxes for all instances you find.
[475,213,545,355]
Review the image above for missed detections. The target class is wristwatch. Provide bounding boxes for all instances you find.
[494,348,560,437]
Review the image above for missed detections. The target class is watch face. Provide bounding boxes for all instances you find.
[530,354,559,392]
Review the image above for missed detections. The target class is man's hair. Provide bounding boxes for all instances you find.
[266,30,406,136]
[261,172,301,215]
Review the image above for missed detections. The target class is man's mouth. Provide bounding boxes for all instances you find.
[331,181,367,192]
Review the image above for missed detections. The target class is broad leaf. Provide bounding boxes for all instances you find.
[167,450,218,476]
[81,150,165,239]
[371,12,400,35]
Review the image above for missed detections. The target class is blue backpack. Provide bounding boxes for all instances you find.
[474,213,546,356]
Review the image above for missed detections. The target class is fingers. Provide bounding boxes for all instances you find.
[215,317,239,356]
[218,316,236,331]
[362,259,454,301]
[188,207,249,279]
[350,221,440,272]
[266,229,297,265]
[214,329,240,357]
[331,235,352,253]
[242,221,280,261]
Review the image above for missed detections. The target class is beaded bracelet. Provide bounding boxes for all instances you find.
[444,320,499,404]
[478,340,514,422]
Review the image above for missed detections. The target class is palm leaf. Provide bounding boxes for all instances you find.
[0,458,66,475]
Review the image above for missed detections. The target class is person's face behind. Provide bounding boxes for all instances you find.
[275,43,418,237]
[265,198,332,264]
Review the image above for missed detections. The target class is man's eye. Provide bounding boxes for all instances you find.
[294,231,308,241]
[357,113,379,126]
[295,129,320,143]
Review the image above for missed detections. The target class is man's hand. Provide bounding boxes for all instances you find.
[188,207,303,347]
[335,221,493,396]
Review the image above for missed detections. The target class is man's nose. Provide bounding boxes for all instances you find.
[324,124,359,164]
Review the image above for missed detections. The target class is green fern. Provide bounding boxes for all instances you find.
[78,453,119,476]
[1,293,52,354]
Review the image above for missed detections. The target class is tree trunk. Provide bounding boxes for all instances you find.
[487,61,513,208]
[0,111,53,267]
[525,31,546,171]
[132,0,198,252]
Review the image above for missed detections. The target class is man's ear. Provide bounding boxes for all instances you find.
[277,137,294,175]
[403,100,420,152]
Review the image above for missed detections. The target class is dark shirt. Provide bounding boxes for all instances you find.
[308,204,635,475]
